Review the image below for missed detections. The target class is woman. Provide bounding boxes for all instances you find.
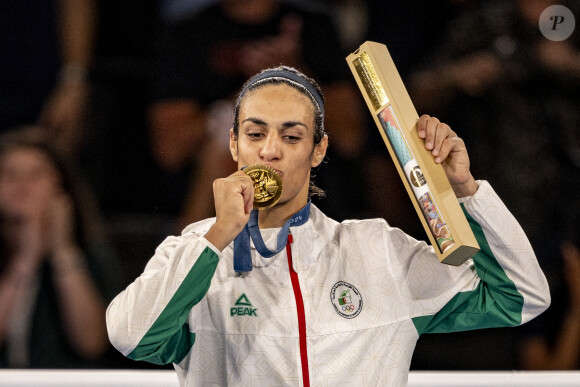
[0,129,117,368]
[107,66,550,386]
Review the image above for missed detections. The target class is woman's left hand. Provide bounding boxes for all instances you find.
[417,115,478,197]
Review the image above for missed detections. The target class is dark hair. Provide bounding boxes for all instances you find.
[232,66,326,145]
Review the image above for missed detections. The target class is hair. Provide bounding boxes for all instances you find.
[232,66,327,197]
[0,128,105,252]
[232,66,326,145]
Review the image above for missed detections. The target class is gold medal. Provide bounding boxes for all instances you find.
[244,164,283,209]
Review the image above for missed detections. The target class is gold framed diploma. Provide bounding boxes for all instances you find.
[346,41,479,265]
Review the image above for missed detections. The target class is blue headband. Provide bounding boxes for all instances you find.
[239,69,324,116]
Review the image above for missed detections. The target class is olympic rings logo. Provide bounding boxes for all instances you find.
[342,305,355,312]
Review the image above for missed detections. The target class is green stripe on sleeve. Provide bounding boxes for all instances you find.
[412,204,524,336]
[128,246,219,364]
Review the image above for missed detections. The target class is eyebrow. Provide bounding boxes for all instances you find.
[241,117,307,129]
[281,121,307,129]
[242,117,267,126]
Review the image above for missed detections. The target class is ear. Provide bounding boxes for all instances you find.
[311,135,328,168]
[229,128,238,162]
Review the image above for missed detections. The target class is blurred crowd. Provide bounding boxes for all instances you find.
[1,0,579,371]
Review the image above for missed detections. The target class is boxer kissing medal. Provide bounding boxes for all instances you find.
[243,164,283,209]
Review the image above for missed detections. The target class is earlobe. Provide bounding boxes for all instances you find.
[312,151,323,167]
[231,145,238,162]
[229,128,238,162]
[311,134,328,167]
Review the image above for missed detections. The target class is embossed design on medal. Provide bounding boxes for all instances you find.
[244,164,284,209]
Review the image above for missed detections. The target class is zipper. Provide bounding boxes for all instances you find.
[286,233,310,387]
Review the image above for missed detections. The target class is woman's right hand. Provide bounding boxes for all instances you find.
[204,170,254,251]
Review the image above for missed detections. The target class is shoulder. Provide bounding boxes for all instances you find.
[338,218,395,247]
[310,204,391,237]
[153,217,216,254]
[310,205,425,255]
[144,218,218,271]
[181,217,216,237]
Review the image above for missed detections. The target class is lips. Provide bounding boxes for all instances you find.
[271,167,283,177]
[263,164,283,177]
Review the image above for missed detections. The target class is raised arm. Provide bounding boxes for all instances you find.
[409,181,550,335]
[400,116,550,333]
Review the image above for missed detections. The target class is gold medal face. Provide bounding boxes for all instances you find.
[244,164,283,209]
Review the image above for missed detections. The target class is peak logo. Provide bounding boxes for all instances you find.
[230,293,258,317]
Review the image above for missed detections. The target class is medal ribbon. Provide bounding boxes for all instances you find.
[233,201,311,272]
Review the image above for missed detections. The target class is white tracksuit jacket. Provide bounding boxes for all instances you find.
[106,181,550,386]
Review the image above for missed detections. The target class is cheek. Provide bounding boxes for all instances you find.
[235,140,260,164]
[284,157,312,189]
[0,178,22,201]
[2,177,58,204]
[0,181,29,214]
[32,180,59,198]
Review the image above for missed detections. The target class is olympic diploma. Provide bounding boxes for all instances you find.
[346,41,479,265]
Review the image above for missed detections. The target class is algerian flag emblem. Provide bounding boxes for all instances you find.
[338,289,352,305]
[330,281,363,319]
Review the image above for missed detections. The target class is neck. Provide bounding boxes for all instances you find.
[258,196,308,229]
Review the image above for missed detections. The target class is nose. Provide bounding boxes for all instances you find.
[259,133,281,162]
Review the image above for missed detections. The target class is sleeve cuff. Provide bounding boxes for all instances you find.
[457,180,484,204]
[201,236,222,257]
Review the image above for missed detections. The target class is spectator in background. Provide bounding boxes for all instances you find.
[0,0,96,156]
[403,0,580,370]
[150,0,367,228]
[0,128,121,368]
